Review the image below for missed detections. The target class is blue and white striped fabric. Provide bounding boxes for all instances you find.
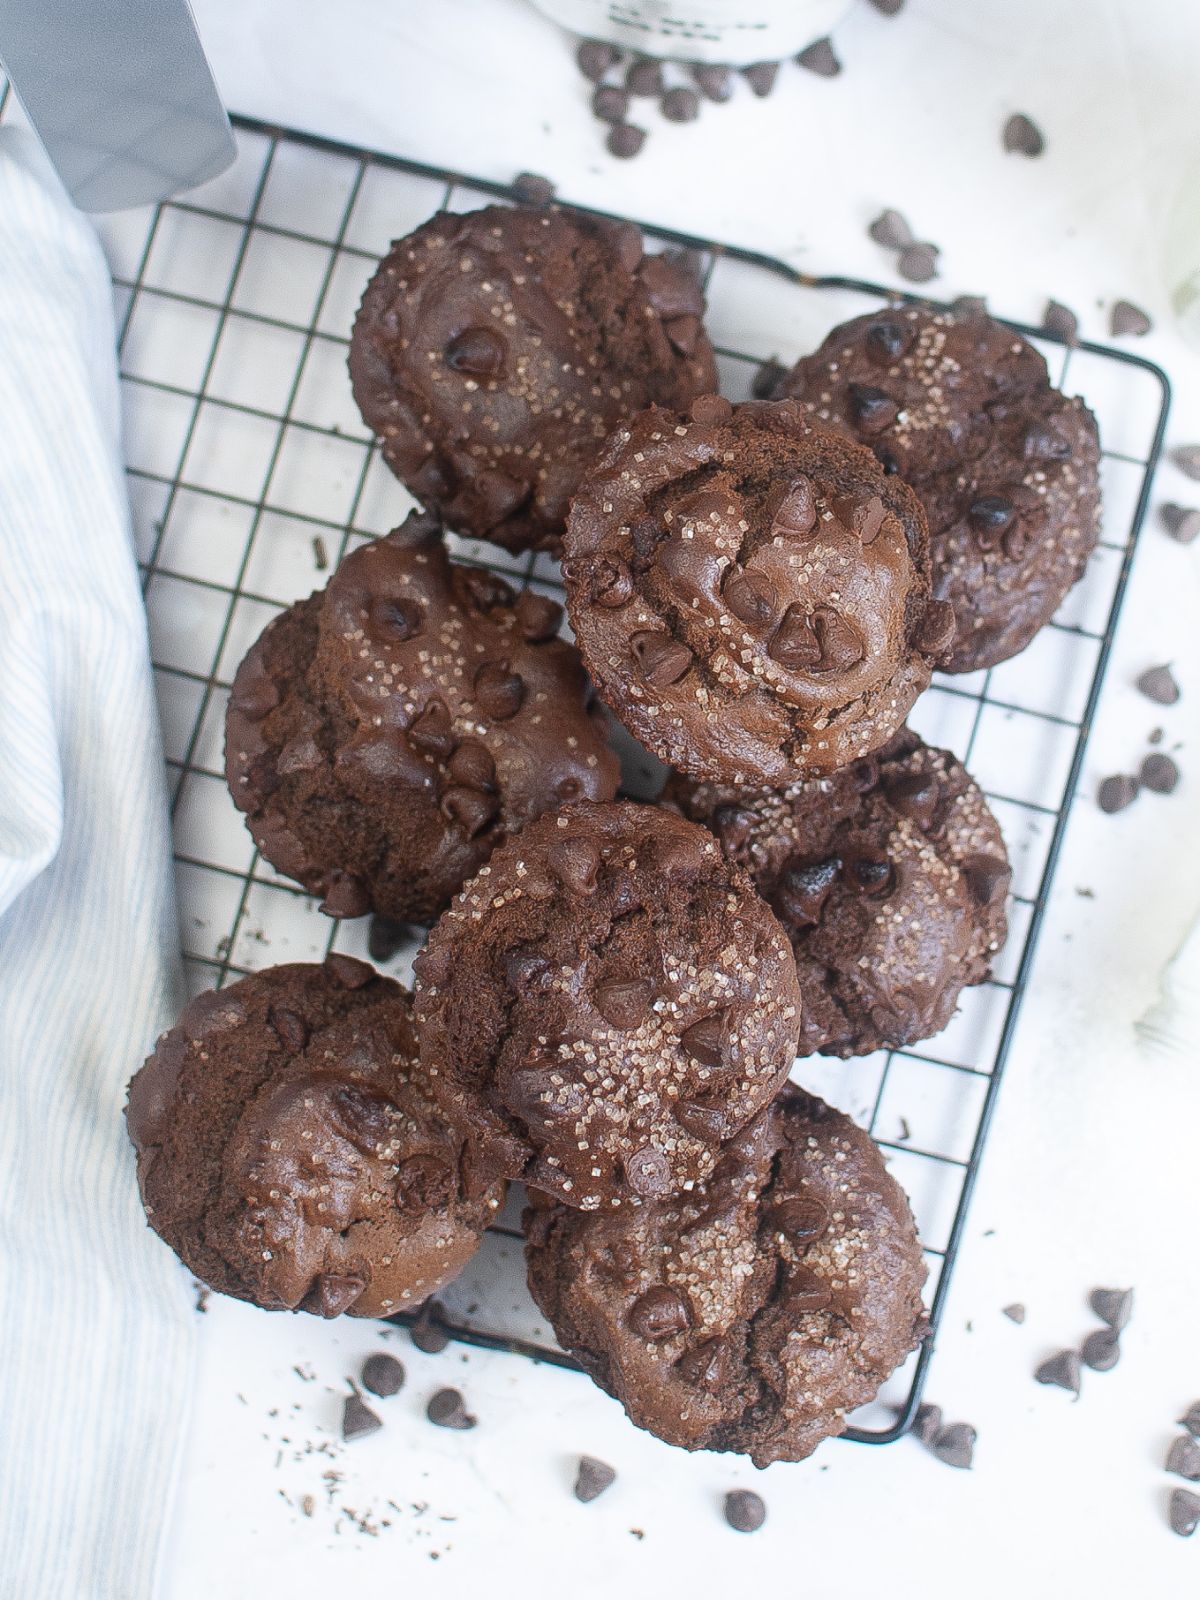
[0,129,195,1598]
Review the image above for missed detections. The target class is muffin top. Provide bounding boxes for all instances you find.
[349,205,718,553]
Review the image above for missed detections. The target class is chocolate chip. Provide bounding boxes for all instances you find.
[1140,752,1179,794]
[775,856,840,927]
[230,669,279,721]
[867,211,914,250]
[886,771,940,830]
[712,803,757,853]
[772,476,817,534]
[723,1489,766,1532]
[441,785,499,838]
[952,294,989,316]
[367,915,408,964]
[342,1392,383,1441]
[848,383,899,433]
[912,1403,942,1445]
[307,1273,368,1317]
[932,1422,976,1469]
[512,171,555,205]
[448,740,497,791]
[411,1300,451,1354]
[1180,1402,1200,1438]
[594,976,654,1030]
[691,63,734,101]
[897,242,940,283]
[1002,1303,1026,1324]
[574,1456,616,1502]
[427,1387,476,1430]
[1098,774,1138,814]
[680,1011,727,1069]
[1089,1286,1133,1330]
[831,489,887,542]
[626,57,664,95]
[1136,665,1180,705]
[797,38,840,76]
[751,357,788,399]
[361,1353,405,1398]
[630,630,692,686]
[514,588,563,642]
[1171,445,1200,480]
[869,0,905,12]
[1169,1489,1200,1537]
[676,1337,727,1391]
[585,555,633,607]
[811,607,864,671]
[607,123,647,160]
[547,835,601,896]
[1043,299,1079,344]
[628,1285,689,1340]
[968,494,1016,537]
[1167,1437,1200,1481]
[723,568,778,628]
[766,1195,829,1241]
[661,86,700,122]
[445,326,506,378]
[1081,1328,1120,1372]
[408,697,454,757]
[269,1006,309,1053]
[690,392,733,424]
[625,1145,671,1198]
[325,952,374,989]
[743,61,779,97]
[1110,299,1152,337]
[1003,112,1045,156]
[962,855,1009,908]
[913,598,956,654]
[1161,503,1200,544]
[1035,1350,1081,1395]
[592,84,630,123]
[865,314,913,359]
[577,39,621,81]
[673,1097,728,1142]
[474,662,524,720]
[847,853,894,896]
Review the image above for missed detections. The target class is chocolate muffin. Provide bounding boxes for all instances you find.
[774,305,1102,673]
[126,957,505,1317]
[349,205,718,554]
[664,728,1010,1058]
[524,1084,928,1465]
[412,800,803,1211]
[226,512,619,924]
[562,396,951,785]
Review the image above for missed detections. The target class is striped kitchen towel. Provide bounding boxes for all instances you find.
[0,128,195,1598]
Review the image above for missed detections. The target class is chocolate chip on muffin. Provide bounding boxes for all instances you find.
[562,397,947,785]
[349,206,718,554]
[523,1084,928,1464]
[225,512,619,925]
[125,958,505,1317]
[774,305,1101,673]
[664,728,1009,1057]
[412,800,803,1211]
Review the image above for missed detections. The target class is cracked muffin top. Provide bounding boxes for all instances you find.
[524,1082,928,1465]
[562,396,953,785]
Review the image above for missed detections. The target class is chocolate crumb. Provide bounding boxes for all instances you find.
[1170,444,1200,480]
[1035,1350,1081,1396]
[342,1392,383,1441]
[361,1353,406,1398]
[1098,774,1138,814]
[1136,665,1180,706]
[1089,1286,1133,1331]
[577,40,621,82]
[1149,728,1163,745]
[743,62,779,98]
[897,1116,912,1141]
[301,1494,315,1517]
[932,1422,976,1469]
[723,1489,767,1532]
[897,243,940,283]
[426,1387,476,1430]
[796,38,841,77]
[868,208,914,249]
[1169,1489,1200,1537]
[751,357,788,400]
[661,86,700,123]
[1161,503,1200,544]
[1043,300,1079,344]
[574,1455,616,1502]
[606,124,647,160]
[312,535,328,571]
[1081,1328,1120,1372]
[629,1528,645,1540]
[912,1402,942,1445]
[1140,752,1180,794]
[1167,1436,1200,1482]
[1002,1303,1026,1324]
[411,1300,451,1354]
[1003,113,1045,156]
[512,172,556,206]
[1110,299,1152,337]
[691,64,734,102]
[1180,1402,1200,1438]
[194,1283,210,1314]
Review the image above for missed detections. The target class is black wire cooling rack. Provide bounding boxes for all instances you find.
[90,113,1169,1446]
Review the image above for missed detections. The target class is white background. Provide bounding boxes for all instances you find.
[159,1,1200,1594]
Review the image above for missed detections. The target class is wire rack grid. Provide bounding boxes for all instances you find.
[86,114,1167,1446]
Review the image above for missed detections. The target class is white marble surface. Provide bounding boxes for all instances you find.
[158,1,1200,1593]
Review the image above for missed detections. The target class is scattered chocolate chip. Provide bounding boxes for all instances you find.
[1136,665,1180,705]
[1042,299,1079,344]
[743,61,779,97]
[1161,503,1200,544]
[574,1455,617,1502]
[1035,1350,1081,1395]
[932,1422,976,1469]
[1081,1328,1120,1372]
[1169,1489,1200,1537]
[411,1300,451,1354]
[751,357,788,400]
[426,1387,476,1430]
[1140,752,1180,794]
[1003,112,1045,156]
[912,1402,942,1444]
[1168,1436,1200,1482]
[361,1353,406,1397]
[1110,299,1152,337]
[797,38,841,77]
[312,535,328,571]
[868,208,914,249]
[367,915,408,963]
[1098,774,1138,814]
[1003,1303,1026,1324]
[607,123,647,160]
[1088,1286,1133,1331]
[723,1489,766,1532]
[626,57,664,96]
[592,84,630,123]
[577,39,621,82]
[1180,1402,1200,1437]
[660,85,700,123]
[342,1392,383,1441]
[952,293,989,315]
[1149,727,1164,745]
[512,171,555,206]
[691,63,734,102]
[897,242,940,283]
[1171,444,1200,480]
